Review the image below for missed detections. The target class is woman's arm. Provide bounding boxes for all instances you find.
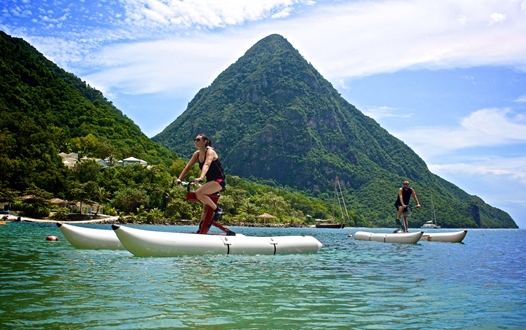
[176,151,199,182]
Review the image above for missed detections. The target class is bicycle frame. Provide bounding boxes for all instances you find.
[182,182,231,235]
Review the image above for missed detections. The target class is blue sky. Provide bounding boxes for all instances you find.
[2,0,525,228]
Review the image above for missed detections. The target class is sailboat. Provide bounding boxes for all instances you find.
[421,195,441,229]
[315,220,345,229]
[315,177,348,229]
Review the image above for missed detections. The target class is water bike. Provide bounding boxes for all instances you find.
[354,206,424,243]
[57,222,124,250]
[112,182,322,256]
[354,206,467,244]
[59,182,323,255]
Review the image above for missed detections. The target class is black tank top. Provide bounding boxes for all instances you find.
[198,147,226,182]
[400,187,413,205]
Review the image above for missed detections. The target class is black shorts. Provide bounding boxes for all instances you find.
[394,201,407,211]
[214,178,226,191]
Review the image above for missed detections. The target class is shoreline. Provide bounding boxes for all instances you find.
[2,214,119,225]
[1,214,316,228]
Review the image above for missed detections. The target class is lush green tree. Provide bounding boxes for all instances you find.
[74,159,103,183]
[0,184,20,205]
[69,181,98,214]
[20,184,53,218]
[112,187,149,213]
[22,184,53,206]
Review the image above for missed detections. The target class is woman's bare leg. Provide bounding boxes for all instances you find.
[195,181,222,210]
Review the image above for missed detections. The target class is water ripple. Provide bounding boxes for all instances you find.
[0,224,525,329]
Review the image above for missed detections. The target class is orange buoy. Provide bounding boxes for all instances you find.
[46,236,59,241]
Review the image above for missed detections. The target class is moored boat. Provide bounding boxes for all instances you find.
[315,223,345,229]
[314,177,350,230]
[421,194,441,229]
[354,231,423,244]
[112,225,323,256]
[57,223,125,250]
[420,230,467,243]
[421,221,441,229]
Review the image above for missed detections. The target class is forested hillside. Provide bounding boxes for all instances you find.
[0,31,176,195]
[153,34,517,228]
[0,31,337,225]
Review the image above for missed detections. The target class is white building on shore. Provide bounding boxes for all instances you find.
[59,153,148,169]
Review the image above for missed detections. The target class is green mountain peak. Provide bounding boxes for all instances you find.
[153,34,517,228]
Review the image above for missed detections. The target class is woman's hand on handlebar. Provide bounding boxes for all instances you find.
[176,180,202,188]
[177,181,197,187]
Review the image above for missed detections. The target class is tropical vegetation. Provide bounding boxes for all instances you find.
[0,31,517,228]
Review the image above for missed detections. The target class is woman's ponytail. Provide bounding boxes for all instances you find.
[200,134,213,148]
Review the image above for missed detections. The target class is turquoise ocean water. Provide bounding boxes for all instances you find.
[1,222,525,329]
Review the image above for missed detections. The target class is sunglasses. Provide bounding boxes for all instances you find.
[194,138,202,142]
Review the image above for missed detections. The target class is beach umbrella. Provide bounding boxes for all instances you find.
[256,213,277,219]
[49,198,68,206]
[256,213,277,224]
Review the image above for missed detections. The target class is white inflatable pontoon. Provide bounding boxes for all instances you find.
[57,223,124,250]
[420,230,467,243]
[112,225,323,256]
[354,231,423,244]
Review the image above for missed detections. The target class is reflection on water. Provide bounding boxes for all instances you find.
[1,223,525,329]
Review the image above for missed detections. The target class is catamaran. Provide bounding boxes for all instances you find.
[354,231,423,244]
[316,177,348,229]
[58,182,323,255]
[421,194,441,229]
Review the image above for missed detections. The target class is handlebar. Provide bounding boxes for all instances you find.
[178,181,202,192]
[402,205,418,216]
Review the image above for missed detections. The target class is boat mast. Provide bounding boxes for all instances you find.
[431,194,437,225]
[336,178,351,223]
[332,177,337,221]
[333,176,350,224]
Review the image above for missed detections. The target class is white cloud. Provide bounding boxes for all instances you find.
[119,0,310,29]
[391,108,526,157]
[457,15,468,26]
[6,0,525,97]
[515,95,526,103]
[64,0,526,97]
[489,12,506,25]
[428,155,526,227]
[83,36,247,94]
[271,7,293,19]
[461,108,526,139]
[429,156,526,184]
[362,106,412,120]
[23,36,90,71]
[286,0,526,80]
